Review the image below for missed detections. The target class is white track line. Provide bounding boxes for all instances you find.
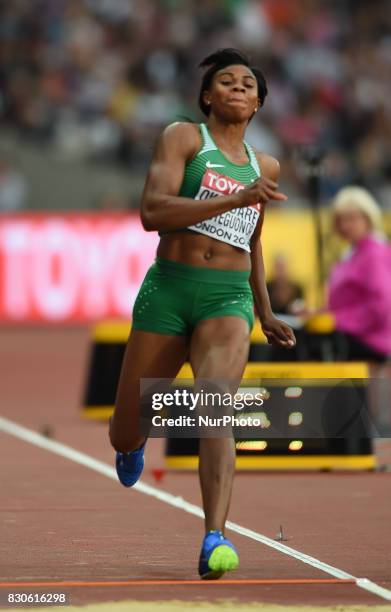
[1,415,390,602]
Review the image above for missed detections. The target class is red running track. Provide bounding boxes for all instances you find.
[0,327,390,608]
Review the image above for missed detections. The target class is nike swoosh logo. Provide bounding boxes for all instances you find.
[206,161,225,169]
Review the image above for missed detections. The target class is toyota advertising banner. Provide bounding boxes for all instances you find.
[0,213,159,322]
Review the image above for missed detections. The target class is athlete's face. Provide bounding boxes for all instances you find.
[204,64,260,122]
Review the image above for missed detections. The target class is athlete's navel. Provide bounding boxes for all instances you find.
[203,248,213,260]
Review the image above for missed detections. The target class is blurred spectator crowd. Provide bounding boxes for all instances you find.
[1,0,391,205]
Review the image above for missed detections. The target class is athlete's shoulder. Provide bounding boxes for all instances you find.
[161,121,200,139]
[159,122,201,158]
[253,150,281,181]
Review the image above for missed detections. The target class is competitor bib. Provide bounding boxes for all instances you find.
[187,169,261,252]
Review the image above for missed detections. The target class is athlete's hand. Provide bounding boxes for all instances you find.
[261,314,296,348]
[236,177,288,208]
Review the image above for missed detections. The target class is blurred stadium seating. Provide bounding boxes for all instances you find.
[0,0,390,211]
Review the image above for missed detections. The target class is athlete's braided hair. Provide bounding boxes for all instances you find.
[198,48,268,118]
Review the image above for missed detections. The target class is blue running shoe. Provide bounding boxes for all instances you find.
[115,442,145,487]
[198,530,239,580]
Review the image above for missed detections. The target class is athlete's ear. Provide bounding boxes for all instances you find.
[203,91,211,106]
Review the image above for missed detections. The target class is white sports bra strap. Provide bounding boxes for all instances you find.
[199,123,218,154]
[244,141,261,178]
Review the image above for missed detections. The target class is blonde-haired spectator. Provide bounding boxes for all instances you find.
[328,186,391,362]
[331,186,383,237]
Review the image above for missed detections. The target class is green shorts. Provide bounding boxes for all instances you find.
[132,257,254,336]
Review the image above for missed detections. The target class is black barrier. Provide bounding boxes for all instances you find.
[164,378,373,469]
[82,321,375,470]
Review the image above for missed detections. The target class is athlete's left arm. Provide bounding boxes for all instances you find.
[249,154,296,348]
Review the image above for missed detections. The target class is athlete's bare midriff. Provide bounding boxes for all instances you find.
[156,231,251,271]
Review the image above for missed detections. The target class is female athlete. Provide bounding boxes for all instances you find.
[109,48,296,580]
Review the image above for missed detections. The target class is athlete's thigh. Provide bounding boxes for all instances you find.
[111,330,189,445]
[115,329,189,406]
[189,316,250,384]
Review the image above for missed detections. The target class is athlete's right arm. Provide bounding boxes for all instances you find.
[141,123,253,232]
